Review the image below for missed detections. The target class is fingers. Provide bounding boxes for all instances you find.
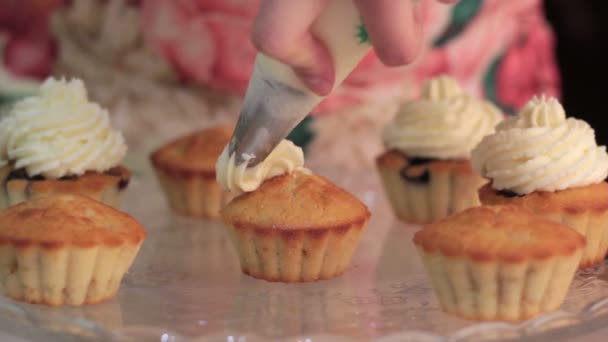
[251,0,458,93]
[252,0,334,95]
[354,0,424,66]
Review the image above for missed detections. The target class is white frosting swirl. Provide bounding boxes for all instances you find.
[383,76,503,159]
[472,96,608,194]
[0,78,126,178]
[422,74,463,100]
[216,139,306,193]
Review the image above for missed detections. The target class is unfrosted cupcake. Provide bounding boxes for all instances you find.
[217,140,370,282]
[473,96,608,268]
[377,76,503,223]
[151,125,234,219]
[0,78,129,209]
[0,194,146,306]
[414,205,585,321]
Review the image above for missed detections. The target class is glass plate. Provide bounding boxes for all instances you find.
[2,157,608,342]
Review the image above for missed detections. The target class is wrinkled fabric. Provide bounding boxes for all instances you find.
[139,0,560,114]
[1,0,560,116]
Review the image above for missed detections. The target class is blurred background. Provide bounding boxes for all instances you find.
[0,0,605,169]
[544,0,607,145]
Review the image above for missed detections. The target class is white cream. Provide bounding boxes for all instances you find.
[0,78,126,178]
[216,139,306,193]
[472,96,608,194]
[383,76,503,159]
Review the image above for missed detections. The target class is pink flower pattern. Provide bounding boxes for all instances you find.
[0,0,62,79]
[140,0,560,114]
[496,6,560,111]
[2,0,560,116]
[140,0,259,93]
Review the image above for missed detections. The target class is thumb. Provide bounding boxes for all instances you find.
[252,0,335,95]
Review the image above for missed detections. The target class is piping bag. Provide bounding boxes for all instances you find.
[228,0,372,167]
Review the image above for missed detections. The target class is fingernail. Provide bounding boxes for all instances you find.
[300,74,333,96]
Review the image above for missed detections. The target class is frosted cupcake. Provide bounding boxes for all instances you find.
[473,96,608,268]
[0,78,128,209]
[217,140,370,282]
[377,76,502,223]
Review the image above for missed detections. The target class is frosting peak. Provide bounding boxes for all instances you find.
[0,78,127,178]
[421,75,464,100]
[472,96,608,194]
[499,95,566,130]
[383,76,503,160]
[216,139,306,193]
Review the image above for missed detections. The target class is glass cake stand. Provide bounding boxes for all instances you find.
[2,155,608,342]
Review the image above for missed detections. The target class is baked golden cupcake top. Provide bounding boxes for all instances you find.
[479,182,608,214]
[0,194,146,249]
[414,205,585,262]
[221,171,370,230]
[150,125,232,177]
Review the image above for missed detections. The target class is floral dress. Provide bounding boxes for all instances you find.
[0,0,560,168]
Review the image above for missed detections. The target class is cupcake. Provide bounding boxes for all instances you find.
[0,78,129,209]
[472,96,608,268]
[377,76,503,223]
[414,205,585,321]
[217,140,370,282]
[0,194,146,306]
[151,125,234,219]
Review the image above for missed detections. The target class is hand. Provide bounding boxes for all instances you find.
[252,0,459,96]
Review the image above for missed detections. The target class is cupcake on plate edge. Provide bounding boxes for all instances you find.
[0,194,146,306]
[217,140,370,282]
[0,77,129,209]
[472,96,608,268]
[377,75,503,223]
[414,205,585,321]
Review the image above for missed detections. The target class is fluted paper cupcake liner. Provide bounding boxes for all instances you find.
[4,180,125,210]
[0,166,9,209]
[416,246,582,321]
[377,163,484,224]
[153,168,234,219]
[0,165,128,210]
[532,211,608,269]
[0,242,142,306]
[479,184,608,269]
[223,221,367,282]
